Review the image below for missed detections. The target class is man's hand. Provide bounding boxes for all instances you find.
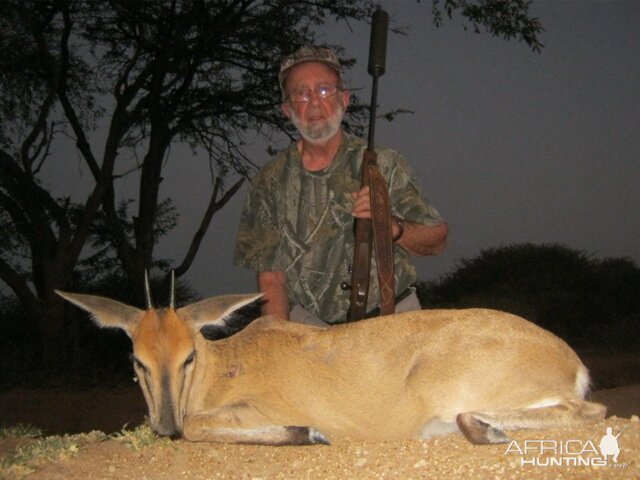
[351,186,372,219]
[351,186,403,240]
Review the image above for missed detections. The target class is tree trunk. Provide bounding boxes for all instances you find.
[35,299,67,379]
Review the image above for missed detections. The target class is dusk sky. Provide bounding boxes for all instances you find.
[53,1,639,298]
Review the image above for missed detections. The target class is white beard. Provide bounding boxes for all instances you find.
[289,104,344,145]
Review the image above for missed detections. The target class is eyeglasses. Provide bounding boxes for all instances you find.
[286,84,342,103]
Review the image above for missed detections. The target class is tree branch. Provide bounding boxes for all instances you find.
[173,176,245,278]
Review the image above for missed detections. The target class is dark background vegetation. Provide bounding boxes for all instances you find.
[417,243,640,349]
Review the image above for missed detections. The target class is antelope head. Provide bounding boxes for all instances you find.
[56,272,261,436]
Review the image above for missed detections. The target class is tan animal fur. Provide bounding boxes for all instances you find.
[56,290,606,445]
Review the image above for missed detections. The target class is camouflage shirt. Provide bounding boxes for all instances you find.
[234,133,443,324]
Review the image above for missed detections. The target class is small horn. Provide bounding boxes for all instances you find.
[144,270,154,310]
[169,270,175,309]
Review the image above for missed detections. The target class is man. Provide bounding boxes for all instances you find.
[234,46,447,325]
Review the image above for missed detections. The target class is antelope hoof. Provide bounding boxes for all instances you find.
[285,426,331,445]
[456,413,509,445]
[309,427,331,445]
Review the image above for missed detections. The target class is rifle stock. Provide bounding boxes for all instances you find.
[349,151,375,320]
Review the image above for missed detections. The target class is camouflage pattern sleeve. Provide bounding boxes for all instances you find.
[377,148,444,226]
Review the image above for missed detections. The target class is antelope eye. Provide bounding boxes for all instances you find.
[130,354,147,372]
[184,350,196,368]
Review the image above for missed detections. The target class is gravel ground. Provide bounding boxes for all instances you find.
[1,415,637,479]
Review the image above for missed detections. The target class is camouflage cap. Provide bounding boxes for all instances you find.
[278,46,342,91]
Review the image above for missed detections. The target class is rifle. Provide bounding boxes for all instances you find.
[347,9,395,321]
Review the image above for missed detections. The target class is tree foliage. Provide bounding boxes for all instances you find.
[0,0,375,372]
[431,0,544,52]
[419,244,640,348]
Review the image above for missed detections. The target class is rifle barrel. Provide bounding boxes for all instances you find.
[366,9,388,150]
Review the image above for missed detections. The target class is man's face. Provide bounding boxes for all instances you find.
[282,62,350,145]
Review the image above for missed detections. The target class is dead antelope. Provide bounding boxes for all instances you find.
[56,286,606,446]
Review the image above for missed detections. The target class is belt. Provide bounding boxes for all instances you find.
[345,287,414,322]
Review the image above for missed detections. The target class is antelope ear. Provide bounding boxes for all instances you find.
[176,293,264,331]
[56,290,144,337]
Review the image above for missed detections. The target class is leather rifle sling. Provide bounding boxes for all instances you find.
[368,160,395,315]
[349,150,395,319]
[349,153,374,321]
